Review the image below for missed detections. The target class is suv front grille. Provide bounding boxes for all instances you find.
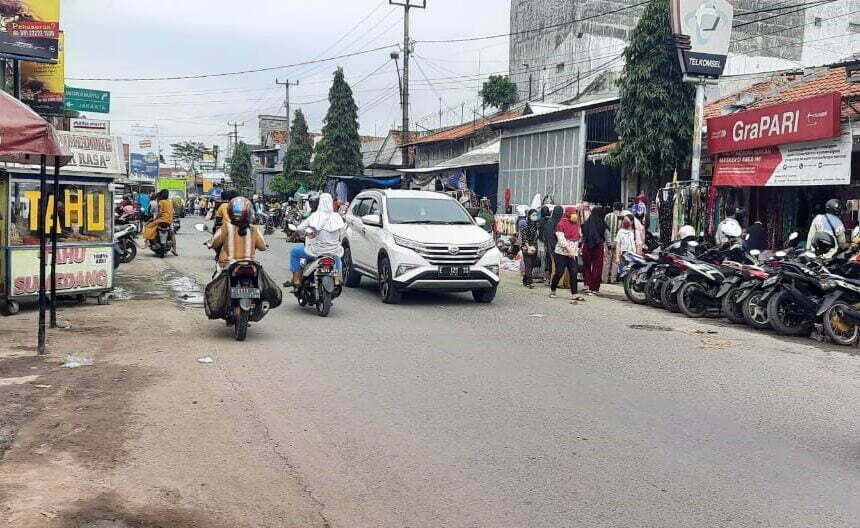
[415,244,481,265]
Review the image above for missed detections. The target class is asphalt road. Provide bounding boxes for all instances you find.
[157,217,859,527]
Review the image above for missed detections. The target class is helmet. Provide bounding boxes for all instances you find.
[812,231,837,255]
[825,199,841,215]
[678,225,696,240]
[228,197,253,225]
[721,218,742,238]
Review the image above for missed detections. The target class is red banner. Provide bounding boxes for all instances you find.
[707,92,842,154]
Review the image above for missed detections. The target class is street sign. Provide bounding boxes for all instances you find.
[670,0,734,77]
[64,86,110,113]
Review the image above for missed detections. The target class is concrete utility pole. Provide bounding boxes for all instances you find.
[227,121,244,159]
[275,78,299,145]
[390,0,426,166]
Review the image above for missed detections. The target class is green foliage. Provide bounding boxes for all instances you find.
[312,67,362,188]
[170,141,207,170]
[479,75,518,111]
[605,0,695,191]
[228,142,253,195]
[272,109,314,195]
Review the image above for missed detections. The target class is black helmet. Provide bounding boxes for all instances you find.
[825,199,841,215]
[811,231,837,255]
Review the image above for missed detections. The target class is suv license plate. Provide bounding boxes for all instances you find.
[439,265,469,277]
[231,287,261,299]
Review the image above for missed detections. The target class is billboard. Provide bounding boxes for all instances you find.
[670,0,733,77]
[69,118,110,135]
[10,246,113,298]
[0,0,60,62]
[55,131,125,175]
[129,125,159,182]
[20,31,63,116]
[712,127,852,187]
[707,93,842,154]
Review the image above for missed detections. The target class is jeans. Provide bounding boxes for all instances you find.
[290,245,341,273]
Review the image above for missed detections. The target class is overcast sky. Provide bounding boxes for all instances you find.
[62,0,511,159]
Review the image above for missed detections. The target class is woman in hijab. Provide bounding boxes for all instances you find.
[289,193,346,289]
[580,205,607,294]
[518,208,541,288]
[550,206,584,301]
[540,205,563,278]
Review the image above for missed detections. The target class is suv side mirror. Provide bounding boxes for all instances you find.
[475,217,487,227]
[361,214,382,227]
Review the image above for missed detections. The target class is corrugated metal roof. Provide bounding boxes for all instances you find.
[405,111,520,146]
[399,139,500,173]
[491,96,619,127]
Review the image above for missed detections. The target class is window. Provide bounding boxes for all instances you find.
[386,198,473,225]
[352,198,371,217]
[8,181,111,245]
[850,21,860,33]
[368,199,380,215]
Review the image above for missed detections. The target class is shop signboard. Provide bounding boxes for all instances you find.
[69,118,110,135]
[9,246,113,298]
[0,0,59,62]
[712,127,852,187]
[54,132,125,175]
[20,31,63,116]
[65,86,110,113]
[708,93,842,154]
[129,125,159,182]
[670,0,734,77]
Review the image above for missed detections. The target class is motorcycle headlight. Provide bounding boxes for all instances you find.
[393,235,424,252]
[820,279,837,291]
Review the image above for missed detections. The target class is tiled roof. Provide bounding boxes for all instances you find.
[704,66,860,120]
[587,141,618,155]
[269,130,288,145]
[359,135,385,144]
[406,111,520,146]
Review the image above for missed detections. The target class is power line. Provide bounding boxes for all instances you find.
[733,0,837,29]
[734,5,860,43]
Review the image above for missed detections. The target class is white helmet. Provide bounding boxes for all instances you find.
[252,194,259,201]
[722,218,742,238]
[678,225,696,239]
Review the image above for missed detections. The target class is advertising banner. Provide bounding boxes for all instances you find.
[670,0,734,76]
[65,86,110,113]
[0,0,59,62]
[9,246,113,298]
[129,125,159,181]
[708,93,842,154]
[55,131,125,175]
[712,127,852,187]
[20,31,63,116]
[69,118,109,135]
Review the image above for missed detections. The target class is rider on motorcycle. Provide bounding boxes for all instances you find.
[205,197,268,272]
[143,189,177,255]
[288,193,345,290]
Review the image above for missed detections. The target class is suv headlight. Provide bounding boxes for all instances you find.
[393,235,424,252]
[477,238,496,256]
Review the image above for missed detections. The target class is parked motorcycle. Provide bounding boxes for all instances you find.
[673,242,752,318]
[287,224,342,317]
[114,223,139,264]
[737,232,801,330]
[620,251,653,305]
[149,222,175,258]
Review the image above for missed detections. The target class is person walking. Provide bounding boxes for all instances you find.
[518,209,540,288]
[549,206,584,302]
[540,205,563,280]
[603,202,623,284]
[580,205,607,294]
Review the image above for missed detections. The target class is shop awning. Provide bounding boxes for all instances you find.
[327,174,402,187]
[0,90,71,165]
[398,139,500,174]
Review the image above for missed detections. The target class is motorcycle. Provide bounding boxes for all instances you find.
[114,223,139,264]
[173,217,181,233]
[620,251,653,305]
[737,232,801,330]
[673,241,751,318]
[763,252,828,336]
[149,222,175,258]
[224,260,269,341]
[288,225,342,317]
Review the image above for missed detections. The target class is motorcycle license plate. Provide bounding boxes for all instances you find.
[439,265,469,277]
[762,276,779,288]
[231,287,260,299]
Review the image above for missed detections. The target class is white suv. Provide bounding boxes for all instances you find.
[342,190,501,304]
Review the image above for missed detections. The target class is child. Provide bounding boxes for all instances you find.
[614,216,637,278]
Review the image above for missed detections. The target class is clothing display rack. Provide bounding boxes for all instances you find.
[656,180,711,246]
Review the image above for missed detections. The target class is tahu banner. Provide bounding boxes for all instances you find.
[707,93,842,154]
[0,0,60,62]
[712,127,852,187]
[9,246,113,298]
[670,0,734,77]
[20,31,63,116]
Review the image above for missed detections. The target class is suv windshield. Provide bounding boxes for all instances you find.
[386,197,474,225]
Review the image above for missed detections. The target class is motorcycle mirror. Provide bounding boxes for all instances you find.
[744,233,750,240]
[750,249,761,257]
[803,251,816,258]
[788,231,798,241]
[287,224,298,231]
[687,241,699,248]
[194,223,207,232]
[775,250,787,258]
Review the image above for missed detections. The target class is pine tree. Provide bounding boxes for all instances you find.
[312,67,362,188]
[605,0,695,192]
[229,141,253,195]
[272,109,314,195]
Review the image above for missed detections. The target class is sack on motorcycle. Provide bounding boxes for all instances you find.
[204,272,230,320]
[258,267,283,310]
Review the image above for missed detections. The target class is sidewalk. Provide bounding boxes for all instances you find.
[0,258,325,528]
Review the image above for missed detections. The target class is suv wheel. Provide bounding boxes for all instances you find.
[378,255,402,304]
[342,245,361,288]
[472,286,497,303]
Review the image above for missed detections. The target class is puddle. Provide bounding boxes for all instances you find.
[628,324,674,332]
[113,270,204,307]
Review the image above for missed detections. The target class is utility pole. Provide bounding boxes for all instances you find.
[227,121,244,160]
[276,78,299,145]
[438,97,442,129]
[390,0,426,165]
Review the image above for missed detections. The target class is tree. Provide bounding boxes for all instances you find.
[169,141,207,171]
[272,109,314,195]
[479,75,518,111]
[229,141,253,194]
[312,67,362,188]
[604,0,695,192]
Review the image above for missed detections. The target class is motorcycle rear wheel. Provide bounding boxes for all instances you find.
[316,290,332,317]
[678,282,708,318]
[741,290,771,330]
[646,275,665,308]
[767,289,811,336]
[660,279,681,313]
[721,287,746,324]
[120,241,137,263]
[823,301,860,346]
[623,270,648,305]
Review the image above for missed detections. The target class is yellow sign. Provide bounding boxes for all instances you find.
[20,31,64,116]
[10,246,113,298]
[202,179,213,193]
[24,190,107,234]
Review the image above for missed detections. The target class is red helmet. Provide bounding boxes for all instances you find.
[228,197,253,225]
